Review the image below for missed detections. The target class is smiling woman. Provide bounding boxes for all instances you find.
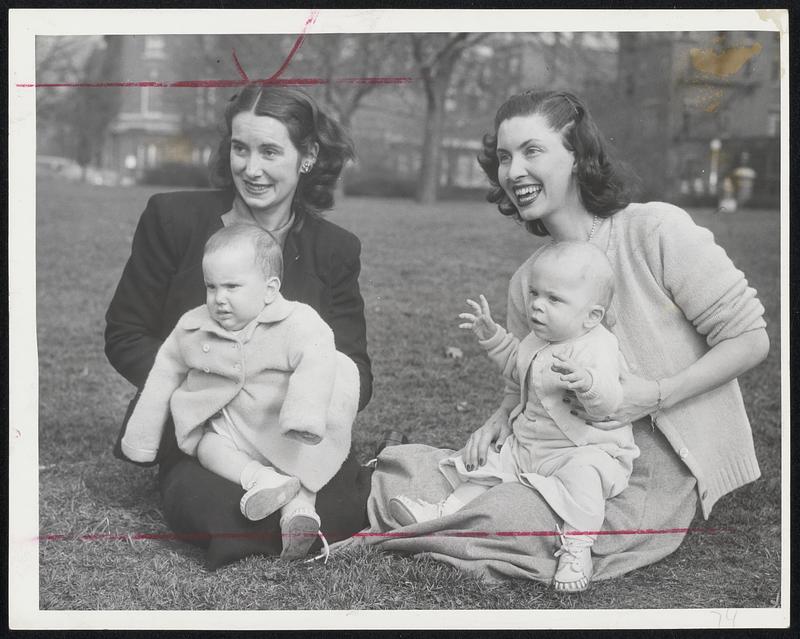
[366,89,769,590]
[104,84,373,569]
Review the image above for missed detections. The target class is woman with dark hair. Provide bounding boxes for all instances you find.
[365,89,769,586]
[105,84,373,569]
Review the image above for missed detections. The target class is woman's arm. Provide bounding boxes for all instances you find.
[328,237,373,411]
[105,195,177,388]
[613,329,769,425]
[598,209,769,427]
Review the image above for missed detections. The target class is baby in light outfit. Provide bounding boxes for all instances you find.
[391,241,639,591]
[121,224,359,561]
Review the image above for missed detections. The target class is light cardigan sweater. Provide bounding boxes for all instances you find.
[121,294,360,491]
[480,323,635,452]
[502,202,765,519]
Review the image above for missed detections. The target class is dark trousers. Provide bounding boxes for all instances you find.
[156,420,373,570]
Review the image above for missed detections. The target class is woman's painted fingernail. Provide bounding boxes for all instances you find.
[466,464,473,471]
[479,458,485,466]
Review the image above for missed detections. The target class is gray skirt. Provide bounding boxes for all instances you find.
[360,419,698,583]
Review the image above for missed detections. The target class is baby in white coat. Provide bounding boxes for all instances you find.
[391,241,639,592]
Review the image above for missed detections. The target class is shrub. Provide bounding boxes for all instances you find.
[141,162,210,188]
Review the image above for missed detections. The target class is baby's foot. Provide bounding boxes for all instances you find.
[553,538,594,593]
[389,495,445,526]
[240,473,300,521]
[280,508,321,561]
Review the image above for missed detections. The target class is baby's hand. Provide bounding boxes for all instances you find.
[284,429,323,446]
[551,351,593,394]
[458,295,498,341]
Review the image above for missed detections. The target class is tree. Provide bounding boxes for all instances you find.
[294,34,412,131]
[72,36,123,176]
[410,33,488,204]
[35,36,122,177]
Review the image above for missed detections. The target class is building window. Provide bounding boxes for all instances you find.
[625,73,635,98]
[720,111,732,136]
[771,49,781,82]
[144,35,166,60]
[767,112,780,137]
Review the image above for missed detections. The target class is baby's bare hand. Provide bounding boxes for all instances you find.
[551,352,593,393]
[458,294,497,341]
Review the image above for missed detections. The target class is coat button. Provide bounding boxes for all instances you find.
[203,367,210,373]
[562,397,571,404]
[679,447,689,459]
[202,344,210,352]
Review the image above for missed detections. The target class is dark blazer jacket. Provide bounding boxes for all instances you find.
[105,189,373,415]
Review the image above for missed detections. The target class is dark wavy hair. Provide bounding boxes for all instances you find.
[209,84,355,219]
[477,89,635,236]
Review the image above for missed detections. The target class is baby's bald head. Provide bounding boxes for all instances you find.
[534,241,615,310]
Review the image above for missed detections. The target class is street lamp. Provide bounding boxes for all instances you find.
[709,138,722,196]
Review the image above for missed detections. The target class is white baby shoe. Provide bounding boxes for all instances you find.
[553,531,594,593]
[240,473,300,521]
[280,508,322,561]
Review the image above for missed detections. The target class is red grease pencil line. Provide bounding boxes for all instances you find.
[35,527,729,543]
[18,11,413,90]
[267,9,319,81]
[16,77,414,89]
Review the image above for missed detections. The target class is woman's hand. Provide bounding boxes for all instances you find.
[578,370,660,430]
[462,406,511,470]
[458,295,498,341]
[284,429,323,445]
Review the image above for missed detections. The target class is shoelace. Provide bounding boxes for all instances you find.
[303,530,330,564]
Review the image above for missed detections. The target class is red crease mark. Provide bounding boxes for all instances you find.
[231,49,249,82]
[266,9,319,81]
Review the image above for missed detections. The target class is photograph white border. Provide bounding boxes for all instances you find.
[8,7,790,630]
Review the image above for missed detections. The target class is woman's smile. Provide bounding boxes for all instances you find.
[230,111,310,226]
[496,113,581,227]
[241,179,272,196]
[512,183,543,207]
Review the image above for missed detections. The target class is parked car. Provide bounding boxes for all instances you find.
[36,156,83,181]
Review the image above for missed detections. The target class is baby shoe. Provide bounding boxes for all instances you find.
[240,474,301,522]
[553,533,594,593]
[389,495,445,526]
[280,508,322,561]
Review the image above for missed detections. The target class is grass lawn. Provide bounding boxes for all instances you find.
[35,179,782,611]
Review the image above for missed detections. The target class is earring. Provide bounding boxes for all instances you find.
[301,161,313,174]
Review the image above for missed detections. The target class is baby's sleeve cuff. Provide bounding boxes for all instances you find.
[478,325,506,351]
[576,368,600,400]
[120,438,159,464]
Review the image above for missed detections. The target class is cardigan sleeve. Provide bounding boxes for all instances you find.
[327,236,373,411]
[105,195,178,388]
[120,328,188,463]
[279,310,337,441]
[480,326,522,385]
[573,332,624,420]
[650,207,766,347]
[497,254,543,413]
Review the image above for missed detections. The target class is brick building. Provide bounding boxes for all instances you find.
[613,31,780,206]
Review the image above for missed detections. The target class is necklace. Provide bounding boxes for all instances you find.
[588,215,600,241]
